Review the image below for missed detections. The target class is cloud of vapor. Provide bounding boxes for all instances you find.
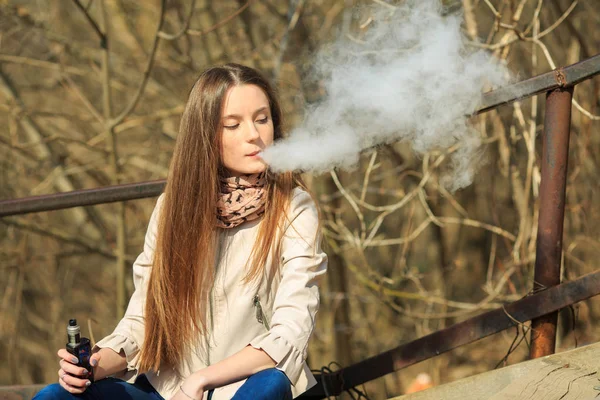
[262,0,511,190]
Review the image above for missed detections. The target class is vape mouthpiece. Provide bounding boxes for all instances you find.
[67,319,81,345]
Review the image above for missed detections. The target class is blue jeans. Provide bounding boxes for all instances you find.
[32,368,292,400]
[229,368,292,400]
[32,375,162,400]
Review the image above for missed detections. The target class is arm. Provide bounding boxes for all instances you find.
[181,190,327,397]
[179,346,275,397]
[90,347,128,380]
[92,194,164,381]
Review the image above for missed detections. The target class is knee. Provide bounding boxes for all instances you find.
[232,368,292,400]
[255,369,292,399]
[32,383,71,400]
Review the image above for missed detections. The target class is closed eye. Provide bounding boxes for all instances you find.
[224,124,239,130]
[257,117,269,124]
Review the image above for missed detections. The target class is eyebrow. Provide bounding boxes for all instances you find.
[222,106,269,119]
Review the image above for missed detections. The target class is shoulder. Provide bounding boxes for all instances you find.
[145,193,166,233]
[151,193,167,220]
[288,187,319,220]
[281,187,320,239]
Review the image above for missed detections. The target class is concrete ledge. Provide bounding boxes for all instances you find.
[0,384,45,400]
[391,342,600,400]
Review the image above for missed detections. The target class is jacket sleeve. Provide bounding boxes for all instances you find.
[93,193,164,381]
[249,189,328,385]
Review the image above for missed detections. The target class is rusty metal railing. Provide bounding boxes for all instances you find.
[302,270,600,398]
[0,180,166,217]
[1,54,600,399]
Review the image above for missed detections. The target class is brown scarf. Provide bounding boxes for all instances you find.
[216,172,267,229]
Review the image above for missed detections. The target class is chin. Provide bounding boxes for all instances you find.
[247,165,267,174]
[231,162,267,176]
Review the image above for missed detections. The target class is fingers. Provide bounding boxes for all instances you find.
[89,351,101,367]
[57,348,92,394]
[57,349,79,364]
[59,359,90,378]
[58,368,91,394]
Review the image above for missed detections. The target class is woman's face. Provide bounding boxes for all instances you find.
[220,84,274,177]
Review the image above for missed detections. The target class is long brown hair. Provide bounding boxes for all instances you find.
[138,64,306,373]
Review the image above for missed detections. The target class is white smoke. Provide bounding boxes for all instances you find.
[263,0,511,190]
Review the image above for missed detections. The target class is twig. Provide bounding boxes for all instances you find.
[61,74,104,124]
[187,0,255,37]
[371,0,396,11]
[87,105,184,146]
[483,0,500,17]
[417,188,443,227]
[72,0,105,44]
[158,0,198,40]
[436,217,516,241]
[110,0,167,127]
[330,170,367,246]
[360,151,378,203]
[0,217,124,261]
[572,99,600,120]
[468,0,578,51]
[11,133,108,154]
[362,214,516,247]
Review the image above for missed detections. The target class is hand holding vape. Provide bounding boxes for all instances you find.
[66,319,94,382]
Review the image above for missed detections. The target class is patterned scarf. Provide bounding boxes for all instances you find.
[216,172,267,229]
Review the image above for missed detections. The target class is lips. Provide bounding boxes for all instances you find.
[247,151,260,156]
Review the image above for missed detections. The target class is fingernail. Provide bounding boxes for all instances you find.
[71,357,79,363]
[85,381,91,387]
[91,359,97,367]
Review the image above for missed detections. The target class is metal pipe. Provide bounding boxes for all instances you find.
[0,180,165,217]
[476,53,600,114]
[529,87,574,359]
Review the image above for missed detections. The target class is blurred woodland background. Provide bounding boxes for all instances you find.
[0,0,599,398]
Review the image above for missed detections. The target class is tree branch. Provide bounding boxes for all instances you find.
[158,0,198,40]
[110,0,167,127]
[72,0,106,45]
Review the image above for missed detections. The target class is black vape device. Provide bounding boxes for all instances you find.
[66,319,94,382]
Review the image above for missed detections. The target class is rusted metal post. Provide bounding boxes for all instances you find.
[529,85,574,359]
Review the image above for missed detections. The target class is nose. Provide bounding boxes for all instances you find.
[246,121,260,141]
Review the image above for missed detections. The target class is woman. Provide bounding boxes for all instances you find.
[34,63,327,400]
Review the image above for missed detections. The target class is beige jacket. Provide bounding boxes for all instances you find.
[94,188,327,399]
